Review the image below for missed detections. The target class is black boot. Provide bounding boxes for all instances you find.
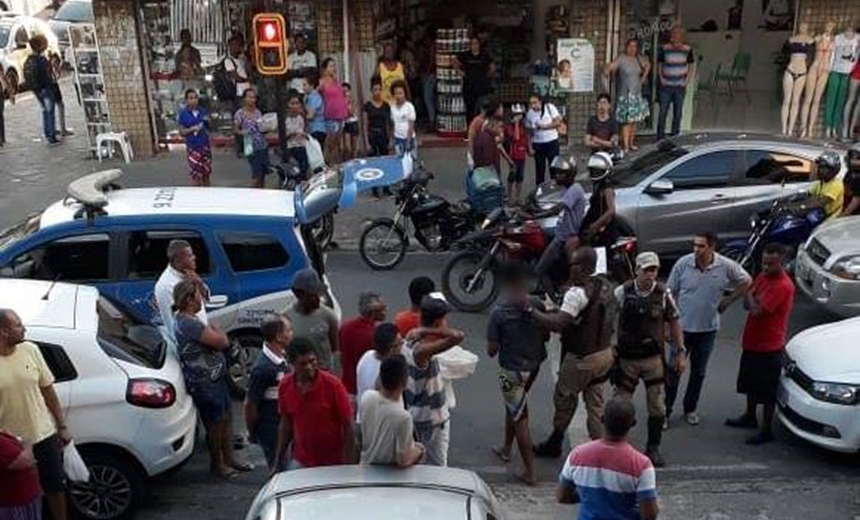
[533,429,565,458]
[646,417,666,467]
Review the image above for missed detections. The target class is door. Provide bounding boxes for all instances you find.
[636,150,740,257]
[10,24,29,78]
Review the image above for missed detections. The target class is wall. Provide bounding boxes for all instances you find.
[797,0,860,32]
[93,0,155,156]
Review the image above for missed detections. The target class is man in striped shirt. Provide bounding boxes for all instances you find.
[402,297,465,467]
[656,25,695,140]
[557,398,659,520]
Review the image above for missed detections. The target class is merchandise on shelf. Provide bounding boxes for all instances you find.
[436,28,469,137]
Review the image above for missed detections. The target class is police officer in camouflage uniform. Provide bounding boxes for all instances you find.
[614,251,686,467]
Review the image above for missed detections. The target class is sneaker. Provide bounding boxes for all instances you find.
[725,414,758,429]
[645,446,665,468]
[685,412,700,426]
[662,417,670,431]
[745,431,774,445]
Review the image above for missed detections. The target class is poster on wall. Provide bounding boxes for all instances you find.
[555,38,595,93]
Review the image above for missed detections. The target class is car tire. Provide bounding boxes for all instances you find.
[69,450,144,520]
[227,332,263,399]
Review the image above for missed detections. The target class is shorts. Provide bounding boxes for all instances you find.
[247,148,270,179]
[737,350,783,404]
[187,377,232,424]
[326,120,344,133]
[508,159,525,184]
[499,369,537,421]
[344,121,359,136]
[33,434,65,493]
[310,131,328,144]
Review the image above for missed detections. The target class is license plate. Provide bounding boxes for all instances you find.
[777,384,789,408]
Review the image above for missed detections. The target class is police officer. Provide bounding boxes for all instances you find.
[842,144,860,217]
[614,251,686,467]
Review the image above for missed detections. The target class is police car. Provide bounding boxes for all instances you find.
[0,169,343,395]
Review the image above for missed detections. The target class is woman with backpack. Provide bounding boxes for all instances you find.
[525,94,562,185]
[605,39,651,152]
[23,35,59,145]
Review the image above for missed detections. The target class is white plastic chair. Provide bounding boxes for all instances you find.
[96,132,135,163]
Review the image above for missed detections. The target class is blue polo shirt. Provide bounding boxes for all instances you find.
[667,253,751,332]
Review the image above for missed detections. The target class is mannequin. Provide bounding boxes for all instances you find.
[841,54,860,140]
[823,25,859,138]
[800,22,836,138]
[782,23,815,137]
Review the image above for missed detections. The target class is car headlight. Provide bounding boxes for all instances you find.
[829,255,860,280]
[810,382,860,405]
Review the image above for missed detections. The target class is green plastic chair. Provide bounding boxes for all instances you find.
[717,53,752,100]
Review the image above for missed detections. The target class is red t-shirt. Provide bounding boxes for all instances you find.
[395,309,421,336]
[338,316,376,395]
[278,370,353,467]
[505,122,529,161]
[742,271,795,353]
[0,432,41,506]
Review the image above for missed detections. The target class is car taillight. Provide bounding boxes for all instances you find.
[126,378,176,409]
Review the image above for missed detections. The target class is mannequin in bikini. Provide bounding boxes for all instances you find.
[782,23,815,136]
[800,22,836,139]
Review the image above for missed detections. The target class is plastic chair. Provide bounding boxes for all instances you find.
[697,63,722,97]
[96,132,135,163]
[717,53,752,100]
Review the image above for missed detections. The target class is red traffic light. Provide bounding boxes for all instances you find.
[260,21,279,42]
[252,13,288,75]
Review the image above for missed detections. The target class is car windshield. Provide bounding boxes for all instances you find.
[54,1,93,22]
[0,212,43,252]
[0,25,10,48]
[97,296,166,369]
[612,142,690,188]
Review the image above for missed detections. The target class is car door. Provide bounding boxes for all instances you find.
[114,226,235,325]
[636,149,740,257]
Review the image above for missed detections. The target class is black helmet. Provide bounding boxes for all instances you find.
[587,151,613,182]
[815,151,842,182]
[848,143,860,172]
[550,156,577,181]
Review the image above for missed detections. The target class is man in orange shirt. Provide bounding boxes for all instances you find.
[395,277,436,335]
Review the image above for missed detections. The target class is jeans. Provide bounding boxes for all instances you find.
[532,139,560,185]
[664,330,717,417]
[423,74,437,123]
[657,85,685,140]
[36,88,57,141]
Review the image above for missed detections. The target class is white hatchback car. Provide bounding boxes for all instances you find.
[778,317,860,453]
[0,278,197,520]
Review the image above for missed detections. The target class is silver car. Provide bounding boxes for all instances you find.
[795,216,860,317]
[244,466,507,520]
[538,133,846,259]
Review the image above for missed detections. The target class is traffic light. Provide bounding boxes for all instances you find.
[253,13,288,75]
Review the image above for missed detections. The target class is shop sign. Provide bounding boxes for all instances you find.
[556,38,595,93]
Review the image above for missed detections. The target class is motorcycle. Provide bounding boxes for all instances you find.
[359,166,483,270]
[721,194,826,275]
[271,159,335,251]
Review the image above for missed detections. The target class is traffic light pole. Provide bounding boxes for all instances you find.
[276,75,288,162]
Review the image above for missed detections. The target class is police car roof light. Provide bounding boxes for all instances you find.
[67,169,124,209]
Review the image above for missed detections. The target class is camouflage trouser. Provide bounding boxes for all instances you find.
[553,348,615,440]
[615,355,667,420]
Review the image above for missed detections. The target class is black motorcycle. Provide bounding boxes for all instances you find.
[271,159,335,250]
[359,166,481,270]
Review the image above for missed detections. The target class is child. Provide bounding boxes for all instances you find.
[363,77,393,197]
[177,88,212,186]
[285,92,309,175]
[343,82,359,160]
[390,80,417,158]
[505,104,530,205]
[557,59,573,90]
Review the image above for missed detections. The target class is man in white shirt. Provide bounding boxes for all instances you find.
[356,323,403,420]
[224,35,251,99]
[287,33,317,93]
[154,239,208,341]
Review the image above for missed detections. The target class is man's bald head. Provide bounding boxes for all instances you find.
[570,246,598,276]
[0,309,14,329]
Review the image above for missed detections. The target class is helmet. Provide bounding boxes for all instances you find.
[550,156,577,181]
[587,151,613,182]
[815,150,842,182]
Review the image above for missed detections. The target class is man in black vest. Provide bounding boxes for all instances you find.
[529,247,617,458]
[614,252,686,467]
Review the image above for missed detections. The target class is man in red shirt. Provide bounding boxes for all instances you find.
[339,291,387,397]
[726,243,795,445]
[273,338,355,472]
[0,430,42,519]
[395,277,436,335]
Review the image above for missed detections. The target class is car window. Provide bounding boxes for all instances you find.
[219,232,290,273]
[664,151,738,189]
[126,230,211,279]
[97,296,166,368]
[4,233,110,282]
[35,342,77,382]
[612,143,689,188]
[0,25,10,48]
[741,150,814,184]
[13,26,27,47]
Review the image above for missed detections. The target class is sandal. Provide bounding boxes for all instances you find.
[516,472,537,486]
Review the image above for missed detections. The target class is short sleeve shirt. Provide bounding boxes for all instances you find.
[284,305,339,371]
[394,310,421,336]
[742,271,795,353]
[284,114,306,148]
[561,285,589,319]
[586,116,619,146]
[234,108,267,151]
[658,44,695,87]
[175,315,227,385]
[458,51,493,95]
[223,56,251,96]
[667,253,751,332]
[177,108,210,150]
[338,316,376,395]
[288,50,318,91]
[0,341,56,444]
[487,298,548,371]
[355,350,382,417]
[526,103,561,144]
[810,177,845,218]
[390,101,417,140]
[364,101,391,138]
[306,90,327,135]
[555,184,587,242]
[359,390,415,465]
[246,346,291,436]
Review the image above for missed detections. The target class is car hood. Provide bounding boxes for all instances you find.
[787,316,860,384]
[807,216,860,256]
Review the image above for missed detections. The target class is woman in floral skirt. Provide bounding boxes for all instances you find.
[606,39,651,152]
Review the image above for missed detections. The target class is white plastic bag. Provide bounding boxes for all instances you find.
[306,136,326,171]
[435,346,478,410]
[259,112,278,133]
[63,441,90,483]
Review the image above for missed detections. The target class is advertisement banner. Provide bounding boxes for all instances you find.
[556,38,595,93]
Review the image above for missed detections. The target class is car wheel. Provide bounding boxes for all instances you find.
[69,451,144,520]
[227,332,262,399]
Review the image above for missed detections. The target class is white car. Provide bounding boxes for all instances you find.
[0,278,197,520]
[795,216,860,317]
[778,317,860,453]
[0,12,60,89]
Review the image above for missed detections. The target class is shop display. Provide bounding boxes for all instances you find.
[780,23,814,137]
[799,22,835,139]
[68,23,111,155]
[436,29,468,137]
[822,27,859,139]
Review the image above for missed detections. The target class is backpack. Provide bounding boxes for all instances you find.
[23,55,42,92]
[212,57,237,101]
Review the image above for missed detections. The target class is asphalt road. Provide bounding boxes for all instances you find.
[132,252,859,520]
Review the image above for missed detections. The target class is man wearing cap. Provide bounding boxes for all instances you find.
[287,33,317,93]
[402,296,465,466]
[614,251,685,467]
[285,268,340,372]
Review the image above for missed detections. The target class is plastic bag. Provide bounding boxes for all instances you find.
[63,441,90,483]
[243,135,255,158]
[259,113,278,134]
[306,136,326,171]
[436,346,478,380]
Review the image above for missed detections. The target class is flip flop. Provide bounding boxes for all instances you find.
[491,446,511,464]
[516,472,537,486]
[230,462,255,472]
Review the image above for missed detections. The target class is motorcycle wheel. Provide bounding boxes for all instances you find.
[312,212,334,250]
[442,251,500,313]
[360,219,408,270]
